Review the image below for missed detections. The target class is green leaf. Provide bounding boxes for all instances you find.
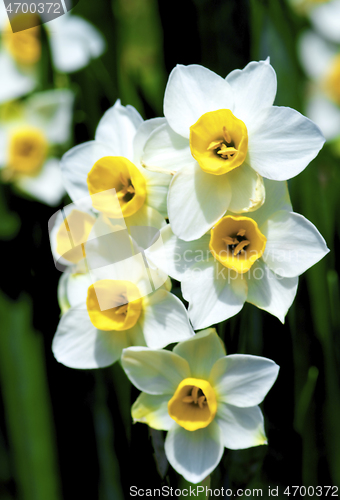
[0,293,61,500]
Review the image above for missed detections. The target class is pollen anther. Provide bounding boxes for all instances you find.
[233,240,250,256]
[182,386,207,409]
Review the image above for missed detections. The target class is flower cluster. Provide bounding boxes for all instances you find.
[49,60,329,482]
[0,2,105,205]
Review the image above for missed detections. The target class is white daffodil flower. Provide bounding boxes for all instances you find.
[61,99,171,224]
[299,30,340,140]
[0,88,73,205]
[52,211,194,368]
[122,328,279,484]
[142,60,325,241]
[146,180,329,328]
[0,4,105,103]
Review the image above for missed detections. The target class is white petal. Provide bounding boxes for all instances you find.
[88,254,154,303]
[143,168,170,218]
[15,158,65,206]
[95,100,143,160]
[0,128,8,166]
[173,328,225,379]
[84,215,128,270]
[168,162,231,241]
[245,178,292,228]
[306,92,340,141]
[145,224,211,282]
[65,271,94,309]
[126,204,165,234]
[121,347,190,395]
[141,289,194,349]
[142,122,192,172]
[0,3,9,28]
[227,164,265,213]
[226,59,277,133]
[216,404,267,450]
[84,215,156,298]
[181,260,248,329]
[248,106,325,180]
[164,64,235,139]
[57,271,71,315]
[0,50,36,103]
[60,141,115,206]
[209,354,279,406]
[133,117,167,164]
[25,89,74,144]
[310,0,340,44]
[132,392,173,430]
[164,421,224,484]
[52,307,128,368]
[298,31,336,80]
[246,259,298,323]
[48,15,105,72]
[262,211,329,277]
[48,202,96,268]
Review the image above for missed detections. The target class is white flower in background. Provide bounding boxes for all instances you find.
[52,215,194,368]
[142,60,325,241]
[0,5,105,103]
[61,99,171,225]
[0,88,73,205]
[0,7,38,103]
[299,30,340,141]
[307,0,340,44]
[146,180,329,328]
[45,13,105,73]
[122,328,279,483]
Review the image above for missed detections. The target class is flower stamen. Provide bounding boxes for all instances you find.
[86,280,142,331]
[182,386,207,409]
[190,109,248,175]
[87,156,146,218]
[222,236,238,245]
[207,140,223,151]
[210,215,267,273]
[168,378,217,431]
[207,134,238,160]
[115,303,128,316]
[233,239,250,256]
[117,173,136,201]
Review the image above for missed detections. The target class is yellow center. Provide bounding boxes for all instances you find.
[8,127,48,175]
[86,279,143,331]
[324,55,340,105]
[168,378,217,431]
[209,215,267,274]
[190,109,248,175]
[56,209,96,263]
[3,16,41,66]
[87,156,147,218]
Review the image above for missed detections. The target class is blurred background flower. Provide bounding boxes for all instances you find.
[0,0,339,499]
[0,88,73,205]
